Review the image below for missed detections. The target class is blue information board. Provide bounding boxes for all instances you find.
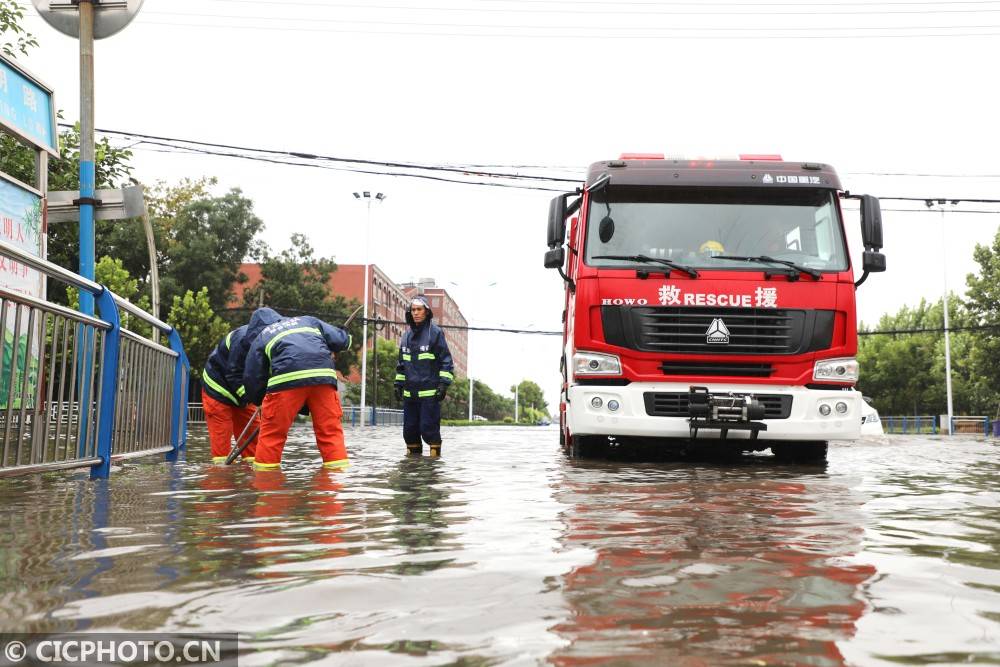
[0,55,57,155]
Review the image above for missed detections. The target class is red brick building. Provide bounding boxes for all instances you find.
[232,265,468,379]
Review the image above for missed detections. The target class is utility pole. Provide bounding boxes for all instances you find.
[353,191,385,426]
[468,376,473,421]
[78,0,96,316]
[928,199,956,433]
[514,383,519,423]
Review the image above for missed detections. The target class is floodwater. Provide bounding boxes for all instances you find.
[2,426,1000,666]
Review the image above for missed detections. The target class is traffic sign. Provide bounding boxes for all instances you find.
[0,55,58,155]
[31,0,145,40]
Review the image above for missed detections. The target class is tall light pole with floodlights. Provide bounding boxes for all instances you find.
[353,191,385,426]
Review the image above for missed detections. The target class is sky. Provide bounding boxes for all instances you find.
[9,0,1000,413]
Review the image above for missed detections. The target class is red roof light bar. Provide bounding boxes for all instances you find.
[618,153,665,160]
[739,154,783,161]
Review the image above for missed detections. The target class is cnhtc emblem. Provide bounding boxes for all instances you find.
[706,318,730,344]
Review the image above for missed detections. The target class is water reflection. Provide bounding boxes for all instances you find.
[551,460,876,666]
[2,429,1000,664]
[383,456,453,574]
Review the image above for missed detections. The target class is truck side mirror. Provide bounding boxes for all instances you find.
[862,251,886,273]
[855,195,886,286]
[547,195,567,248]
[544,247,565,269]
[860,194,883,251]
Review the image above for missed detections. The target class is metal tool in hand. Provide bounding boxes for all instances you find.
[224,408,260,465]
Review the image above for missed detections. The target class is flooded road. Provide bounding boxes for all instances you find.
[1,426,999,665]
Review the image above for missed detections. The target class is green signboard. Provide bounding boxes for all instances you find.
[0,174,44,409]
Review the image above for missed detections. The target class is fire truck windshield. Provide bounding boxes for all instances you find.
[584,186,849,272]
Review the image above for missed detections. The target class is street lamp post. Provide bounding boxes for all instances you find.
[372,299,387,427]
[926,199,957,433]
[353,191,385,427]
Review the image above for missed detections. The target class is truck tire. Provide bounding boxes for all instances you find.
[771,441,828,463]
[565,435,603,459]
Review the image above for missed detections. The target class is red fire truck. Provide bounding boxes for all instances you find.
[544,154,886,461]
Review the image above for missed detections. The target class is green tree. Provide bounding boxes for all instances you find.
[159,188,265,313]
[0,0,37,58]
[0,122,138,303]
[243,233,334,311]
[857,296,979,416]
[242,233,360,375]
[66,255,152,336]
[464,380,514,421]
[964,225,1000,415]
[167,287,229,378]
[344,337,402,409]
[510,379,548,422]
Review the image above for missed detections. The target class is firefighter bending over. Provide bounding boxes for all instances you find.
[394,296,454,456]
[243,315,352,470]
[200,307,283,463]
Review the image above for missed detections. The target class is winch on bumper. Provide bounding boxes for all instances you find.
[565,382,861,441]
[686,386,765,440]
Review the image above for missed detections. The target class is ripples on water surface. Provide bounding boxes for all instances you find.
[1,426,999,665]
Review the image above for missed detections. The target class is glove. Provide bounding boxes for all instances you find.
[298,404,311,417]
[435,384,448,402]
[394,386,403,401]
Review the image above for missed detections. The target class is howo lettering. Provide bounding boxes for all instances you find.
[544,154,887,462]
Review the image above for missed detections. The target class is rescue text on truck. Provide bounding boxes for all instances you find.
[544,154,886,462]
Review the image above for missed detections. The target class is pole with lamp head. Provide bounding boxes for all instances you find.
[352,191,385,426]
[926,198,958,434]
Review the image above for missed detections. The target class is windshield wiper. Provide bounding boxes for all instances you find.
[714,255,822,280]
[592,254,699,278]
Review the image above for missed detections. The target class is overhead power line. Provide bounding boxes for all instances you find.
[149,5,1000,18]
[136,20,1000,39]
[203,0,1000,6]
[69,123,1000,205]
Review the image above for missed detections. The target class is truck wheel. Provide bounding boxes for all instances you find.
[771,441,828,463]
[565,435,601,459]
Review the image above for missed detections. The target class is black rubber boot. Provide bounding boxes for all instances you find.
[406,443,422,455]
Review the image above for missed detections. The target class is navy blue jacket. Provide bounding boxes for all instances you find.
[395,305,454,399]
[202,327,246,406]
[243,315,352,405]
[202,307,284,406]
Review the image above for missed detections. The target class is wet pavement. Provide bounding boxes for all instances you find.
[1,425,999,666]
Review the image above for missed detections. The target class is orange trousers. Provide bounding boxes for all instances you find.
[254,385,347,468]
[203,389,258,461]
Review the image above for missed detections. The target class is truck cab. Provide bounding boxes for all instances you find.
[545,154,886,461]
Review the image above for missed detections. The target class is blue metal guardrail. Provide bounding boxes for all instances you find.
[882,415,995,436]
[344,406,404,428]
[0,239,189,479]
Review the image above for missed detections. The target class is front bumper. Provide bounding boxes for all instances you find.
[566,381,861,441]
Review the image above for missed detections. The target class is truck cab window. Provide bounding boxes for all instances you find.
[585,186,849,272]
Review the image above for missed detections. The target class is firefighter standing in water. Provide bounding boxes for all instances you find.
[243,314,352,470]
[394,296,454,456]
[200,307,283,463]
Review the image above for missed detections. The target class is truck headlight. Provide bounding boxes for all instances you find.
[813,358,859,383]
[574,351,622,376]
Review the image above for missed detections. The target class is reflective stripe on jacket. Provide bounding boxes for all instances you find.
[395,320,454,395]
[203,327,245,406]
[243,315,352,405]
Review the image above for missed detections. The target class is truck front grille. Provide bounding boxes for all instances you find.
[643,392,793,419]
[660,361,773,377]
[602,306,834,356]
